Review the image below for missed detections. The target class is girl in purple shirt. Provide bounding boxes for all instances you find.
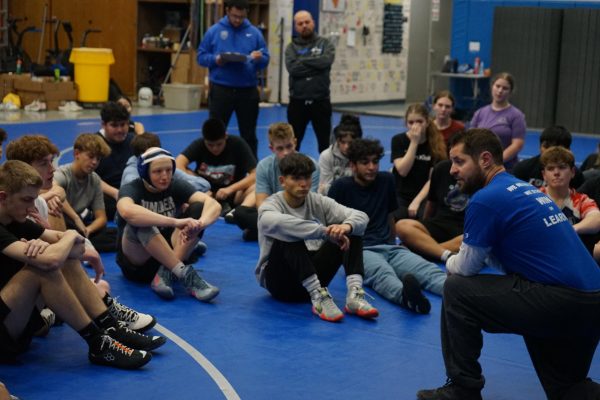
[470,72,526,170]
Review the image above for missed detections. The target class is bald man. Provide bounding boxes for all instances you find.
[285,10,336,153]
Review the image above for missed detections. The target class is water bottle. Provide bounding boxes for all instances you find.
[473,57,480,75]
[15,59,22,75]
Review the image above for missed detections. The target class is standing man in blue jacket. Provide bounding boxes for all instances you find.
[198,0,269,158]
[285,10,335,153]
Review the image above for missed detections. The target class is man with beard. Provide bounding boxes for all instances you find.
[418,129,600,400]
[285,10,335,152]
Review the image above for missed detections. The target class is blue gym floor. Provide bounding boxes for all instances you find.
[0,105,598,399]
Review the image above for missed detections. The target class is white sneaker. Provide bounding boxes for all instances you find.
[2,101,19,111]
[105,296,156,332]
[24,100,47,111]
[58,101,83,112]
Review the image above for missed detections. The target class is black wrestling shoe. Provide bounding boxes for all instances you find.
[417,379,482,400]
[105,322,167,351]
[88,334,152,370]
[400,273,431,314]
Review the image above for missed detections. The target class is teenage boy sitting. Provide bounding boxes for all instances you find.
[329,139,446,313]
[5,134,156,332]
[117,147,221,301]
[176,118,256,216]
[122,132,210,192]
[256,152,377,322]
[234,122,319,241]
[0,160,164,369]
[95,102,138,221]
[513,125,584,188]
[539,146,600,255]
[54,134,111,244]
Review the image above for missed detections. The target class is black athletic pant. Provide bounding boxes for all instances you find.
[441,273,600,399]
[287,98,332,153]
[264,236,364,302]
[209,83,259,157]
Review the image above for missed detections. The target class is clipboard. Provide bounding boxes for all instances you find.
[220,52,247,62]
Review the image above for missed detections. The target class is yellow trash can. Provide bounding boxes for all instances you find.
[69,48,115,102]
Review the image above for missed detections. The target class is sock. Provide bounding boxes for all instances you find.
[171,262,188,279]
[302,274,322,298]
[441,249,452,262]
[346,274,363,291]
[78,321,104,346]
[92,309,118,330]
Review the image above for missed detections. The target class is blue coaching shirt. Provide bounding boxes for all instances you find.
[464,172,600,291]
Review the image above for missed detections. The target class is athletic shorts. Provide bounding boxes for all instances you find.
[422,217,464,244]
[116,243,162,284]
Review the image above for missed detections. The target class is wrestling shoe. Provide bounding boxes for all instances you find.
[105,322,167,351]
[417,379,482,400]
[88,334,151,369]
[151,266,176,299]
[182,266,220,302]
[344,286,379,319]
[105,295,156,332]
[400,274,431,314]
[311,288,344,322]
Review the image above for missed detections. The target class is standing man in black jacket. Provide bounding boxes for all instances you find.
[285,10,335,153]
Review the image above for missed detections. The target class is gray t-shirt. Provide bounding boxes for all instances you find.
[54,163,105,214]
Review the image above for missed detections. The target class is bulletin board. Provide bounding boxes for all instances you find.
[321,0,409,102]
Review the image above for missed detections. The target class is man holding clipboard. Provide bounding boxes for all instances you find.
[198,0,269,158]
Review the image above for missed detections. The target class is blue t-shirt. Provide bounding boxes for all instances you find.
[464,172,600,291]
[329,172,398,247]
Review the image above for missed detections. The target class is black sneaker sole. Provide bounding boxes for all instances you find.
[401,274,431,315]
[89,351,152,370]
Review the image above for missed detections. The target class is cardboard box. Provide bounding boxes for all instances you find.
[17,91,44,107]
[162,26,182,44]
[46,100,62,111]
[14,78,45,92]
[43,81,77,101]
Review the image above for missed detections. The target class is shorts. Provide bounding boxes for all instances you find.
[116,246,162,283]
[422,217,464,243]
[116,228,166,283]
[0,298,42,362]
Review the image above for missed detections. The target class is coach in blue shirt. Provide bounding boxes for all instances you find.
[418,129,600,400]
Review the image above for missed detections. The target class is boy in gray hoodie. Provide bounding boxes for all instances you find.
[256,153,378,322]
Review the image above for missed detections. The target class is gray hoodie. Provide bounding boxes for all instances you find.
[318,143,352,195]
[255,191,368,287]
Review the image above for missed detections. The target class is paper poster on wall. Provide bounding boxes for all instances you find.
[347,28,356,47]
[322,0,347,13]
